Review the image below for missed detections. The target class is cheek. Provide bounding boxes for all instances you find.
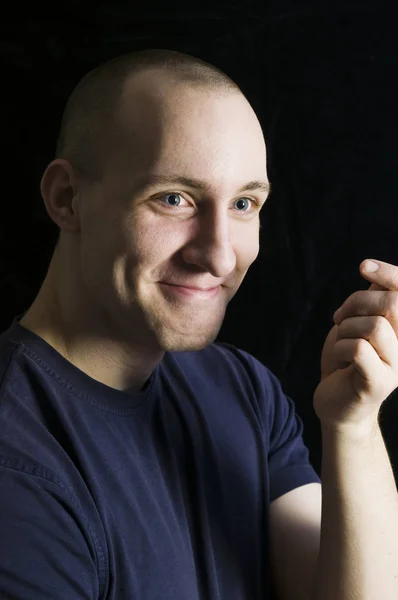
[79,208,131,296]
[81,230,121,288]
[124,217,188,271]
[234,228,260,271]
[80,201,124,260]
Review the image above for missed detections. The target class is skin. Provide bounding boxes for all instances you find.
[16,63,398,598]
[21,70,270,392]
[315,259,398,432]
[309,261,398,600]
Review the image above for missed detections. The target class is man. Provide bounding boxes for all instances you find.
[0,49,397,600]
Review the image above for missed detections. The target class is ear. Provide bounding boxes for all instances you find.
[40,159,81,233]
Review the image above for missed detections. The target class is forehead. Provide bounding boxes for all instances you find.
[113,77,268,191]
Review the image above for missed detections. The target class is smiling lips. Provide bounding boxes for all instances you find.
[159,282,220,300]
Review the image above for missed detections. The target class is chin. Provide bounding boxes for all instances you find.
[156,327,220,353]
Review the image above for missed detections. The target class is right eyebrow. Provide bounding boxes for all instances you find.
[137,174,271,196]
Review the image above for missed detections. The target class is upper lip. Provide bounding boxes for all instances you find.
[161,282,221,291]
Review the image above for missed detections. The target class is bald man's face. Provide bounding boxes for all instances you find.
[76,79,269,351]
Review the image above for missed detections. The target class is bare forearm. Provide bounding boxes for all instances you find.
[312,422,398,600]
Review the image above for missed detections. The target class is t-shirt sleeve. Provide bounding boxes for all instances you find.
[0,461,100,600]
[216,343,321,502]
[264,368,321,502]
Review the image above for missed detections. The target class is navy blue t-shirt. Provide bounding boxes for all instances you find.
[0,318,320,599]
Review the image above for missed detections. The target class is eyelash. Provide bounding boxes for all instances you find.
[155,192,261,213]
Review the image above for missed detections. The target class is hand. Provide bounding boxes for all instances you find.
[313,259,398,432]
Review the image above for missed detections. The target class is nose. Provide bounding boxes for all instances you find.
[181,209,237,278]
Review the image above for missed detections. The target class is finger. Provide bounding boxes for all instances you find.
[333,290,398,335]
[360,259,398,291]
[336,315,398,368]
[334,338,380,377]
[369,283,389,291]
[333,337,397,402]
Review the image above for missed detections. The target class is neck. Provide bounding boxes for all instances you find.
[20,250,163,393]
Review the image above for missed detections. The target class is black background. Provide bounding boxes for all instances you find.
[1,1,398,477]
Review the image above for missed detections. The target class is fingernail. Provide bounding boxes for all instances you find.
[363,260,379,273]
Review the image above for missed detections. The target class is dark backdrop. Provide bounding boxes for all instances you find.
[1,1,398,478]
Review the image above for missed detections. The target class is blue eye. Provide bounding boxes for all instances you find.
[162,193,183,207]
[234,197,251,211]
[157,193,257,214]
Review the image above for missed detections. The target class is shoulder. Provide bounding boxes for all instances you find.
[163,342,287,424]
[0,456,106,599]
[165,341,277,390]
[0,331,21,389]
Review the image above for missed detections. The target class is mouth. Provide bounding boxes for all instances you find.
[159,282,220,300]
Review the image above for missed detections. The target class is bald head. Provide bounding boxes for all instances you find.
[55,49,242,182]
[38,49,267,355]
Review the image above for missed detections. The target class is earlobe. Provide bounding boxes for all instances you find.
[40,159,81,233]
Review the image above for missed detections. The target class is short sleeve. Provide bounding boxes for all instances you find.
[264,369,321,501]
[215,344,321,502]
[0,460,100,599]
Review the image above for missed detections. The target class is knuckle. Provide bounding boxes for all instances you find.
[390,269,398,289]
[354,338,369,358]
[350,290,361,306]
[351,290,366,311]
[372,315,387,335]
[386,291,398,318]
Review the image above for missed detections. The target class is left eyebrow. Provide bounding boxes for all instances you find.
[239,180,271,195]
[139,174,271,196]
